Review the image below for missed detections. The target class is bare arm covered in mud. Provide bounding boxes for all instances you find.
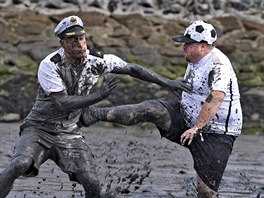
[112,63,192,92]
[50,75,119,112]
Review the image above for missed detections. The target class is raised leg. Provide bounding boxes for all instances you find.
[81,100,171,130]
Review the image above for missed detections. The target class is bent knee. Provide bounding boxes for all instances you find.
[141,100,170,127]
[140,100,167,114]
[11,156,33,174]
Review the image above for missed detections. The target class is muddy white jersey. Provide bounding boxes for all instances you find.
[181,47,242,136]
[24,47,127,134]
[38,47,127,96]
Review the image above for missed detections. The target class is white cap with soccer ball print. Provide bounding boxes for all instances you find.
[172,20,217,45]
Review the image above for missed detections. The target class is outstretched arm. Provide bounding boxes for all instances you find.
[112,63,192,92]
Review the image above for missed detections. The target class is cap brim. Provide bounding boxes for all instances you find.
[59,26,85,38]
[172,35,196,43]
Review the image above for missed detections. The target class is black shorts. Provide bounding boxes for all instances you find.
[12,126,97,182]
[157,100,188,144]
[157,100,236,191]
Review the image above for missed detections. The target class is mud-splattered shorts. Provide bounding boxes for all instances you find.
[12,126,97,183]
[157,100,236,191]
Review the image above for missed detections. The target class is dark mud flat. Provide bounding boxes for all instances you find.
[0,122,263,198]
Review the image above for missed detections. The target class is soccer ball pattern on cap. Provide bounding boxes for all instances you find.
[184,20,217,44]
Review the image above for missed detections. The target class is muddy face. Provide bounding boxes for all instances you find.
[61,35,87,60]
[183,43,203,63]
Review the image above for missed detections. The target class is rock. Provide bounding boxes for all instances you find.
[45,0,64,9]
[242,20,264,34]
[0,41,19,53]
[102,47,131,60]
[137,0,153,8]
[88,0,101,8]
[107,0,118,13]
[162,20,187,37]
[12,0,22,5]
[251,113,260,121]
[63,0,79,5]
[163,4,182,15]
[158,46,181,57]
[212,0,222,10]
[131,45,162,65]
[0,113,20,122]
[92,35,126,48]
[244,88,264,97]
[0,1,263,131]
[147,32,169,47]
[214,16,243,34]
[0,0,11,6]
[112,14,150,30]
[131,45,154,56]
[29,44,54,62]
[134,25,153,39]
[110,25,131,37]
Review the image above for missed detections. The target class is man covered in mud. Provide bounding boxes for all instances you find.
[81,20,243,197]
[0,16,191,198]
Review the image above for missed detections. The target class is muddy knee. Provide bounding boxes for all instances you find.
[140,100,171,129]
[116,100,169,127]
[8,156,33,177]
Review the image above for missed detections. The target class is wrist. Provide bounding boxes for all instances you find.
[193,125,200,132]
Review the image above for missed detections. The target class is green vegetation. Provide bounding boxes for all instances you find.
[0,55,38,85]
[0,69,15,85]
[242,127,264,135]
[0,55,38,74]
[125,55,186,79]
[238,71,264,87]
[14,55,38,75]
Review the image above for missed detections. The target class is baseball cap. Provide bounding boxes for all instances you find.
[54,16,85,39]
[172,20,217,45]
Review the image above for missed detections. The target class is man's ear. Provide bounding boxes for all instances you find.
[201,43,210,52]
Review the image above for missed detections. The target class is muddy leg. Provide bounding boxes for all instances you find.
[82,100,171,130]
[74,171,101,198]
[197,175,218,198]
[0,156,33,198]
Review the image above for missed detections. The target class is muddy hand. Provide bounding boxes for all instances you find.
[98,75,119,99]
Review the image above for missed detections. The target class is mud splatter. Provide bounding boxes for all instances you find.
[0,122,263,197]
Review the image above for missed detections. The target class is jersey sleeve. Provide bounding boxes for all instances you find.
[208,61,230,93]
[38,60,65,96]
[102,54,127,72]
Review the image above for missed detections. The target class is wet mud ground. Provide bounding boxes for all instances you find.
[0,122,263,198]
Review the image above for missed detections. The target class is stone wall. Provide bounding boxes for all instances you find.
[0,0,263,133]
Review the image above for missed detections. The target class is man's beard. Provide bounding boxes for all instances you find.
[185,56,191,63]
[70,44,86,58]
